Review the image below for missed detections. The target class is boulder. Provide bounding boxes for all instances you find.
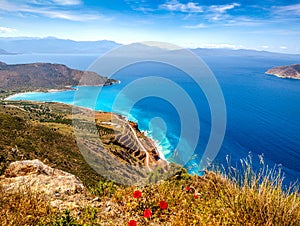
[0,159,96,210]
[1,159,85,196]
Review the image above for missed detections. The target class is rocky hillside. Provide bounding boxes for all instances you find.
[266,64,300,80]
[0,61,117,92]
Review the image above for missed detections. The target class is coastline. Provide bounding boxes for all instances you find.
[141,130,168,162]
[4,79,120,100]
[3,91,169,165]
[265,73,300,80]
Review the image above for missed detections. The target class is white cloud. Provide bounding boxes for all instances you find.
[273,4,300,15]
[0,0,105,21]
[183,23,206,29]
[0,26,17,33]
[261,45,270,49]
[223,17,265,26]
[160,0,203,13]
[200,43,243,49]
[208,3,240,21]
[159,1,240,15]
[280,46,288,50]
[29,0,82,6]
[42,10,101,21]
[210,3,240,14]
[52,0,82,5]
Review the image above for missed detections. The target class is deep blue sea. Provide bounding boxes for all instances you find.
[2,53,300,184]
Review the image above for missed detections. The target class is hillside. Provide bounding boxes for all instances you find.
[0,61,118,95]
[0,101,299,225]
[0,101,171,185]
[266,64,300,80]
[0,101,104,186]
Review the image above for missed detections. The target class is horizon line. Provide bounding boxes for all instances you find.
[1,36,300,55]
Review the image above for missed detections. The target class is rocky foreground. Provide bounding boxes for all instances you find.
[266,64,300,80]
[0,159,92,210]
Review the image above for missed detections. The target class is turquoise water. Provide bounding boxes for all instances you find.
[2,53,300,184]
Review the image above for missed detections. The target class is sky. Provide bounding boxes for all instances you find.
[0,0,300,53]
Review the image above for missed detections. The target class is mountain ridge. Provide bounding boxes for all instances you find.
[1,37,300,57]
[0,61,118,93]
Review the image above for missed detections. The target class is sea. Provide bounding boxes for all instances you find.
[2,52,300,185]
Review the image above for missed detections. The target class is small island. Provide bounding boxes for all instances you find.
[266,64,300,80]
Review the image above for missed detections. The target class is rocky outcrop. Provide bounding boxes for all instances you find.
[266,64,300,80]
[0,159,99,210]
[2,159,85,194]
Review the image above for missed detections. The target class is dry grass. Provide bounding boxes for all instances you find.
[0,163,299,226]
[109,166,300,226]
[0,186,55,226]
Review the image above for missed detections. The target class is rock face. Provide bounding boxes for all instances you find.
[266,64,300,80]
[0,159,95,210]
[0,61,118,91]
[2,159,85,195]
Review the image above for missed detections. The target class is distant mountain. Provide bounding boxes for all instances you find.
[1,37,300,58]
[0,37,121,54]
[266,64,300,80]
[0,48,15,55]
[0,61,117,91]
[191,48,300,58]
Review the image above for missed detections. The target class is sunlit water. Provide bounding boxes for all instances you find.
[2,53,300,184]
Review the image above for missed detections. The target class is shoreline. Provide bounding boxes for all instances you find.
[141,130,168,162]
[4,81,120,100]
[265,73,300,80]
[3,93,169,164]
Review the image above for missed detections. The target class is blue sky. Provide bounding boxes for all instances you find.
[0,0,300,53]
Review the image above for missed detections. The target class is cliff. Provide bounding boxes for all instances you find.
[0,61,118,91]
[266,64,300,80]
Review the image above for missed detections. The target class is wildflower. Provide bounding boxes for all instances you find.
[143,209,152,218]
[128,220,137,226]
[194,195,198,199]
[186,186,191,191]
[133,190,142,198]
[159,200,168,210]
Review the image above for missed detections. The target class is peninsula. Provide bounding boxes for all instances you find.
[0,61,118,98]
[266,64,300,80]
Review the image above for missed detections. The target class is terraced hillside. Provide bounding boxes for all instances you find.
[0,100,171,185]
[95,112,162,168]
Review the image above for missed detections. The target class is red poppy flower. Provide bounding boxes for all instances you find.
[186,186,191,191]
[133,190,142,198]
[194,195,198,199]
[143,209,152,218]
[128,220,137,226]
[159,201,168,210]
